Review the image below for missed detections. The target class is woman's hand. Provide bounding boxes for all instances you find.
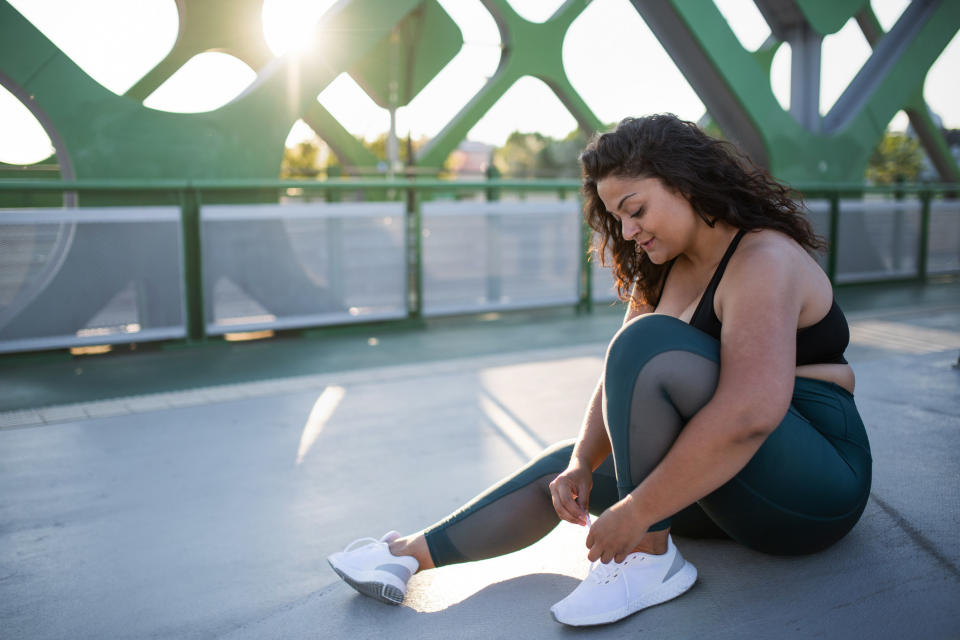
[549,463,593,526]
[585,496,650,564]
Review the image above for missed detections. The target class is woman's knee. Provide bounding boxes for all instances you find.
[604,315,720,433]
[605,314,719,383]
[508,440,575,494]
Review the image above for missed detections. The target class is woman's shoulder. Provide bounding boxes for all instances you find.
[719,228,830,305]
[738,227,807,255]
[718,229,816,291]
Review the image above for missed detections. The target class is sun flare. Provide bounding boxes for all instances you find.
[261,0,338,56]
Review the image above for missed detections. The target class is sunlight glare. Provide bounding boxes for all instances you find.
[262,0,338,56]
[142,52,256,113]
[296,385,346,465]
[7,0,177,95]
[318,73,390,141]
[478,389,543,459]
[285,119,320,148]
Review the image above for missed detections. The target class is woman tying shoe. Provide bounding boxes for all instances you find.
[327,114,872,627]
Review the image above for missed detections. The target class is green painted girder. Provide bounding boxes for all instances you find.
[820,1,959,178]
[0,0,423,180]
[794,0,869,36]
[855,4,960,183]
[416,0,602,170]
[301,101,380,169]
[349,0,462,109]
[755,0,869,37]
[118,0,377,169]
[635,0,960,183]
[123,0,274,101]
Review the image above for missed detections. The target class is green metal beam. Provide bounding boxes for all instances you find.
[301,101,380,169]
[124,0,274,101]
[633,0,960,183]
[416,0,602,170]
[855,4,960,184]
[0,0,423,180]
[795,0,869,36]
[2,0,957,185]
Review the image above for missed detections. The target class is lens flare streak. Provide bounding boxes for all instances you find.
[296,385,345,464]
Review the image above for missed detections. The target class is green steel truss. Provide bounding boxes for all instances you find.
[0,0,958,183]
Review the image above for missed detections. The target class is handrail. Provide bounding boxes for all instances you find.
[0,178,958,194]
[0,178,958,355]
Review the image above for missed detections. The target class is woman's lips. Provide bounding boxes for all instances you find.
[638,238,654,250]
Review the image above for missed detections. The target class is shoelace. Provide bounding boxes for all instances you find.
[343,537,382,553]
[588,560,623,585]
[588,554,643,585]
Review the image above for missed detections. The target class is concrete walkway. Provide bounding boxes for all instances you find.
[1,286,959,638]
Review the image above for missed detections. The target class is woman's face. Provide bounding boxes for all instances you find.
[596,175,699,264]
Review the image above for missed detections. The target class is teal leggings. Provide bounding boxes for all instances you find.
[424,315,872,564]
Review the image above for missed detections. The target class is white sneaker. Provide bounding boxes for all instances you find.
[551,535,697,626]
[327,531,419,605]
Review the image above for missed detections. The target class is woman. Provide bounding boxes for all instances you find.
[327,114,872,627]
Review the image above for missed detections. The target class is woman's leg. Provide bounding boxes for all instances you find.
[698,378,872,554]
[328,439,621,605]
[407,440,620,569]
[397,313,729,570]
[603,314,724,538]
[603,313,872,554]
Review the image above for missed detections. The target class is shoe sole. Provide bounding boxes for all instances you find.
[553,560,698,626]
[327,559,405,605]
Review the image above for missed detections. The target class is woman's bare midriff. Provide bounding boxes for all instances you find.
[795,363,855,395]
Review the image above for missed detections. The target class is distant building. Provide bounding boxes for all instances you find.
[446,140,495,178]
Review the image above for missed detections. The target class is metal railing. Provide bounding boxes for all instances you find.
[0,178,957,354]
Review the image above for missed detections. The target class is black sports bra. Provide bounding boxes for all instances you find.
[683,230,849,365]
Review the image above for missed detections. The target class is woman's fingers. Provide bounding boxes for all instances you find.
[550,476,588,525]
[551,482,580,523]
[575,491,590,520]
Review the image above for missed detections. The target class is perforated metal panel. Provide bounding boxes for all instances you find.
[587,197,960,308]
[590,240,618,304]
[928,201,960,274]
[0,207,185,353]
[804,200,832,271]
[421,200,580,315]
[833,200,920,282]
[201,202,407,334]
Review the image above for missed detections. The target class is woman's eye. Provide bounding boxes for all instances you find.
[630,208,644,219]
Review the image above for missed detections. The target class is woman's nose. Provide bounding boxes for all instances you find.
[622,218,641,240]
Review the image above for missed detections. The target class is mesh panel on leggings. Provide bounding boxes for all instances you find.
[624,350,720,490]
[425,350,730,567]
[424,442,620,567]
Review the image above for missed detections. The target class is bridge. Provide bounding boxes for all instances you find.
[1,1,959,637]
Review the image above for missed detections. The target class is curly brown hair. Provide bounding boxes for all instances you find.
[580,114,824,307]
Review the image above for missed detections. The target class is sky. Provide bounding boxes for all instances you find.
[1,0,958,165]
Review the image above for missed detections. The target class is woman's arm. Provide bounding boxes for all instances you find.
[585,241,802,562]
[551,292,653,526]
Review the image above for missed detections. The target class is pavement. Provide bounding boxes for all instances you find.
[1,279,959,639]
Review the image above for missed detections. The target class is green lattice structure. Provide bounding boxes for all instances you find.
[1,0,958,184]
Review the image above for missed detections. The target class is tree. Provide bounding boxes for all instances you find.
[866,131,924,185]
[493,131,550,177]
[281,140,323,178]
[492,128,592,178]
